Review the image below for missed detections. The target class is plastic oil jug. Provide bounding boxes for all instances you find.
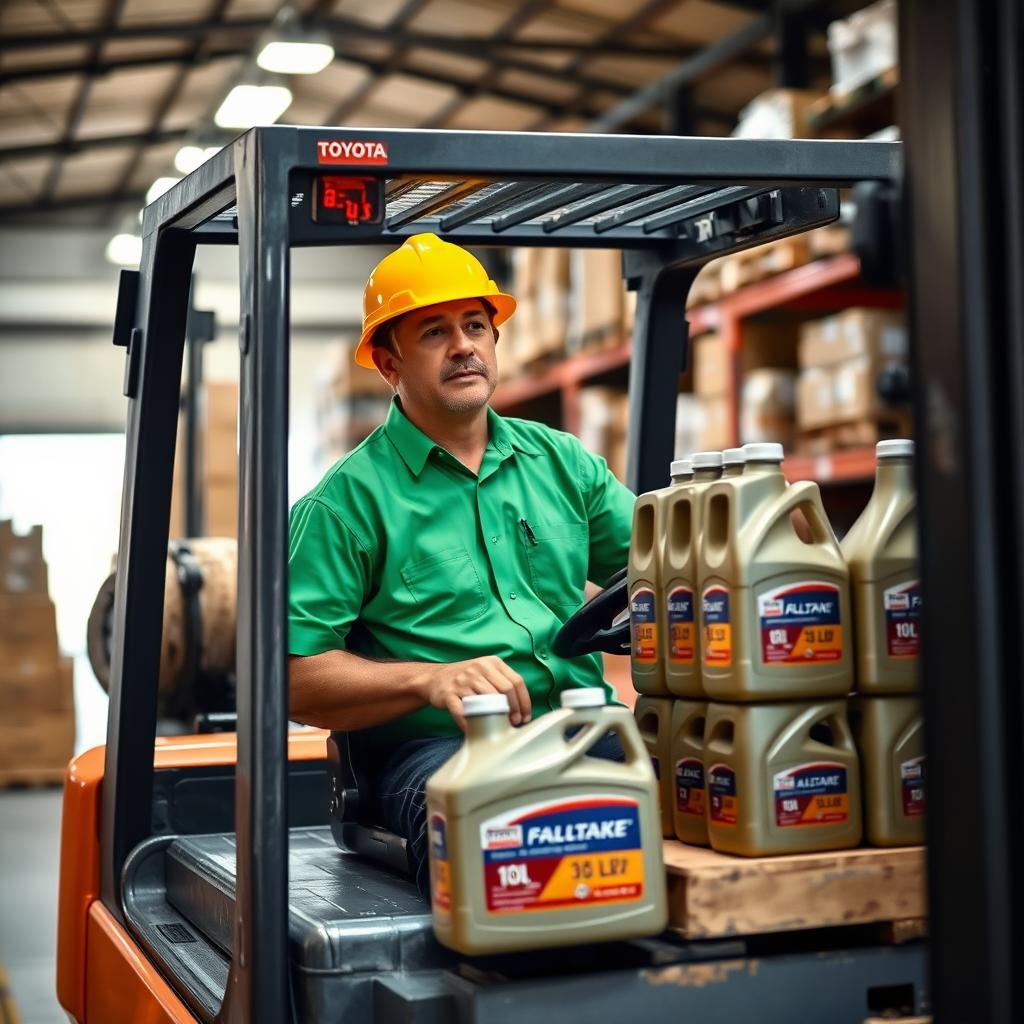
[722,447,746,479]
[628,461,693,695]
[849,695,925,846]
[704,699,862,856]
[427,689,668,955]
[841,439,920,694]
[634,695,675,837]
[661,452,722,698]
[670,699,709,846]
[699,442,853,702]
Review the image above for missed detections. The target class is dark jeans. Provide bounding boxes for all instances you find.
[371,729,626,899]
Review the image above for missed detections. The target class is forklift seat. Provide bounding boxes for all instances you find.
[326,729,414,877]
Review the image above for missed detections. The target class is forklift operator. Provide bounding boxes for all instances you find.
[287,233,636,895]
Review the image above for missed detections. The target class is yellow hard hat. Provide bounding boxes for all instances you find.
[355,232,516,368]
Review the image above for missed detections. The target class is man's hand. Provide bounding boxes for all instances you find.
[419,655,531,732]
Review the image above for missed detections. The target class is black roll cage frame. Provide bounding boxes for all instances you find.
[101,125,911,1023]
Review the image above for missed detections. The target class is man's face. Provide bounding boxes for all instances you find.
[374,298,499,416]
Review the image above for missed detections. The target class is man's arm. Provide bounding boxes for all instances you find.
[289,650,531,733]
[577,440,636,583]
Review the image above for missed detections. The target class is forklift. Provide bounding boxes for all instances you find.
[54,123,930,1023]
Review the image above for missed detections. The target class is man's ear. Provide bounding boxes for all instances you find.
[492,327,500,345]
[370,345,401,389]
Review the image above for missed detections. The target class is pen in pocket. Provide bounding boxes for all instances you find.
[519,518,538,545]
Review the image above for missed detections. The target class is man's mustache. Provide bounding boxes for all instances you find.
[442,358,490,382]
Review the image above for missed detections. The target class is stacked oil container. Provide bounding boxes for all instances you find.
[629,440,924,856]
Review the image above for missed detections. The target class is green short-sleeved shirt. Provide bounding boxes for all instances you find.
[288,398,635,746]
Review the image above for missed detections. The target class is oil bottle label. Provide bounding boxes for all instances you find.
[667,586,696,664]
[675,757,706,817]
[630,588,658,665]
[758,581,843,664]
[480,795,644,914]
[429,813,451,913]
[773,762,849,827]
[900,756,927,817]
[702,586,732,667]
[707,763,738,825]
[884,580,922,659]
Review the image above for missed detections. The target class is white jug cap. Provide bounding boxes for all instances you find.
[742,442,784,462]
[691,451,723,469]
[462,693,510,716]
[877,438,914,458]
[670,459,693,477]
[560,688,607,709]
[722,447,746,465]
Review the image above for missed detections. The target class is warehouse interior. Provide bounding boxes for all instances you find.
[0,0,1018,1022]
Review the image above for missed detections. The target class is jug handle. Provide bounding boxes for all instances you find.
[563,709,650,768]
[764,480,836,546]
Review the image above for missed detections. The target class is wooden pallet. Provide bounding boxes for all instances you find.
[0,766,66,790]
[662,840,926,939]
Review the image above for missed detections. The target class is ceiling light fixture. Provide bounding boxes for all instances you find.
[105,233,143,267]
[257,36,334,75]
[174,145,222,175]
[214,84,293,129]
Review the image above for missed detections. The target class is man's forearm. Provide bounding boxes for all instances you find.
[289,649,429,731]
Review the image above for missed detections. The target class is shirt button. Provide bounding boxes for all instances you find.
[491,536,498,544]
[510,591,517,600]
[539,649,548,660]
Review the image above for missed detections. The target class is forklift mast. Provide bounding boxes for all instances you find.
[101,127,899,1022]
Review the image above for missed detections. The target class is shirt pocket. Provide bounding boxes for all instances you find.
[401,545,488,625]
[524,519,589,612]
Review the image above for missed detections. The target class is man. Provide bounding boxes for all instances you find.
[288,233,635,896]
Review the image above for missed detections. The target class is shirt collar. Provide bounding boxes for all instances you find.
[384,399,542,478]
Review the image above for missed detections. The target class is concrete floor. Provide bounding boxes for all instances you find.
[0,788,66,1023]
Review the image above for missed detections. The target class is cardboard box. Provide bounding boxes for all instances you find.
[696,396,733,451]
[675,394,702,461]
[0,707,76,773]
[741,369,796,448]
[206,479,238,538]
[733,88,824,140]
[571,249,624,347]
[0,522,48,597]
[0,594,58,654]
[693,335,732,397]
[797,366,837,430]
[827,0,896,96]
[832,354,908,422]
[0,654,73,713]
[513,248,541,297]
[798,309,907,369]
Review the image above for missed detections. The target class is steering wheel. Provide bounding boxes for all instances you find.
[552,567,630,658]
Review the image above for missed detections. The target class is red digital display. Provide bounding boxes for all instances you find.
[313,175,383,225]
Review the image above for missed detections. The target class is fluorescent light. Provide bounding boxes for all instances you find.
[257,39,334,74]
[105,233,142,267]
[174,145,222,174]
[146,176,180,204]
[214,84,292,129]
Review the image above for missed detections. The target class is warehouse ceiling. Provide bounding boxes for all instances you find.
[0,0,850,226]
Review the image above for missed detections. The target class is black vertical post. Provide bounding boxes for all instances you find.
[183,279,217,539]
[662,81,695,136]
[623,250,694,494]
[773,3,810,89]
[218,131,291,1023]
[902,2,1024,1021]
[100,227,196,911]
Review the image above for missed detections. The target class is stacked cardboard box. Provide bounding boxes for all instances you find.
[578,387,630,482]
[796,308,909,444]
[569,250,626,352]
[825,0,896,97]
[204,382,238,537]
[692,334,733,451]
[0,521,75,781]
[169,381,240,538]
[511,248,570,367]
[732,88,825,140]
